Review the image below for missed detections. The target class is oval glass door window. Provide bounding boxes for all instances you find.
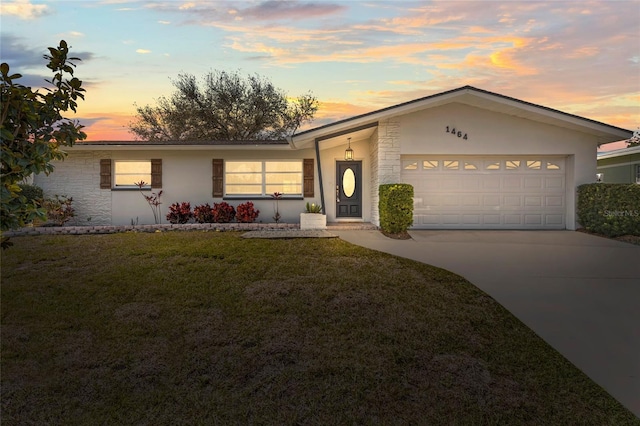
[343,168,356,198]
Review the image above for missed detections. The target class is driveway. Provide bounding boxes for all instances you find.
[334,230,640,418]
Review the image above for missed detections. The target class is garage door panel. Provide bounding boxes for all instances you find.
[402,156,566,229]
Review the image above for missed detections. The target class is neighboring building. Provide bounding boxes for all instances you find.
[597,145,640,184]
[34,86,631,229]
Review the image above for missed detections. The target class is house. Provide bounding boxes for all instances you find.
[34,86,631,229]
[596,145,640,184]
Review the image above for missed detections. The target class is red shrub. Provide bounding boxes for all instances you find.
[193,203,215,224]
[212,202,236,223]
[236,201,260,223]
[166,202,193,224]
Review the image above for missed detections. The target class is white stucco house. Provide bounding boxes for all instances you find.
[34,86,631,229]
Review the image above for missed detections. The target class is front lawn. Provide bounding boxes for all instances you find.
[1,232,636,424]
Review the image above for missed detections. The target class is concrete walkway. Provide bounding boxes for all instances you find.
[334,230,640,418]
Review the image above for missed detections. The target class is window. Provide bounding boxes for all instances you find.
[484,161,501,170]
[423,160,439,170]
[114,161,151,187]
[102,159,161,189]
[403,161,418,170]
[526,160,542,170]
[443,160,459,170]
[225,160,303,196]
[464,161,479,170]
[505,160,521,170]
[546,161,561,170]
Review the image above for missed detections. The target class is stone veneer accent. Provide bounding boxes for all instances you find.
[33,151,112,226]
[370,118,401,226]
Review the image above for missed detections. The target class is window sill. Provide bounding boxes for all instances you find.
[111,187,152,191]
[223,196,304,201]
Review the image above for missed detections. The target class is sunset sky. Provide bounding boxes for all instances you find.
[1,0,639,150]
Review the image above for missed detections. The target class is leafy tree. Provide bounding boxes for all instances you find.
[627,128,639,147]
[129,70,318,141]
[1,40,86,247]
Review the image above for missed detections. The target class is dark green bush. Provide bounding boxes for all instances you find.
[379,184,414,234]
[577,184,640,237]
[18,183,44,205]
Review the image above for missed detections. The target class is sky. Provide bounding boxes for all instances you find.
[1,0,639,150]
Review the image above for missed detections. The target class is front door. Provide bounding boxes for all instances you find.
[336,161,362,218]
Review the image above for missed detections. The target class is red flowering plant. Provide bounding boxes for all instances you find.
[236,201,260,223]
[271,192,282,223]
[193,203,215,223]
[166,202,193,224]
[135,181,163,224]
[212,202,236,223]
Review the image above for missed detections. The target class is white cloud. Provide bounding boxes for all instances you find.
[158,20,171,25]
[136,49,151,54]
[0,0,50,20]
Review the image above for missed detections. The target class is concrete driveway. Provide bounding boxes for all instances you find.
[334,230,640,418]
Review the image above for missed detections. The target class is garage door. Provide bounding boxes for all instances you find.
[401,156,566,229]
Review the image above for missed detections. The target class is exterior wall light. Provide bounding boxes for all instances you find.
[344,137,354,161]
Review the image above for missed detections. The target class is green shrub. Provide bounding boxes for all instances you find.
[379,184,414,234]
[18,183,44,205]
[577,183,640,237]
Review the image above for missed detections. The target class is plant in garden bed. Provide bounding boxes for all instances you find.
[212,202,236,223]
[236,201,259,223]
[167,202,193,224]
[135,181,163,224]
[271,192,282,223]
[41,195,75,226]
[193,203,215,224]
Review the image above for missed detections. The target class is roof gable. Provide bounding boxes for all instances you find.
[292,86,631,147]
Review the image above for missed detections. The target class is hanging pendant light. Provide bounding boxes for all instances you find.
[344,137,354,161]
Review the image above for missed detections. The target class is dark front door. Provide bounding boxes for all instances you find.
[336,161,362,218]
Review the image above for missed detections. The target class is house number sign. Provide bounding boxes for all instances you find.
[445,126,468,140]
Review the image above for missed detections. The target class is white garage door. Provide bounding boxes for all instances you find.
[401,156,566,229]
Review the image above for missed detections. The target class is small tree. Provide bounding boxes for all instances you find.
[129,70,318,141]
[627,128,639,148]
[1,40,86,248]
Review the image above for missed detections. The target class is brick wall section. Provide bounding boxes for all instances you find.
[371,118,401,225]
[33,151,113,225]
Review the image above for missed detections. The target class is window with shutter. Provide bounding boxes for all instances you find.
[100,159,112,189]
[151,159,162,188]
[303,158,314,197]
[212,159,223,197]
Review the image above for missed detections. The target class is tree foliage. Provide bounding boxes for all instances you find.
[627,128,639,147]
[1,40,86,246]
[129,70,318,141]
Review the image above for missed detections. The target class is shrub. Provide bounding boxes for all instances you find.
[18,183,44,205]
[42,195,75,226]
[193,203,215,224]
[577,183,640,237]
[379,184,414,234]
[166,202,193,224]
[212,202,236,223]
[236,201,260,223]
[305,202,322,213]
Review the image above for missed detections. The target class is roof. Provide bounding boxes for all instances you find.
[291,85,632,148]
[76,139,288,146]
[597,145,640,160]
[71,139,291,151]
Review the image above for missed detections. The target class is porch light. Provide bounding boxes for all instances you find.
[344,137,354,161]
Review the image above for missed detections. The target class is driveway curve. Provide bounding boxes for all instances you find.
[334,230,640,418]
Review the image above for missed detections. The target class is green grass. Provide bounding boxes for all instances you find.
[1,232,637,425]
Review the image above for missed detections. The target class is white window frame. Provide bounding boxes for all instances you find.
[224,160,303,197]
[113,160,151,188]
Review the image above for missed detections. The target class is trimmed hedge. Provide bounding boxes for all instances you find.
[577,183,640,237]
[379,184,414,234]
